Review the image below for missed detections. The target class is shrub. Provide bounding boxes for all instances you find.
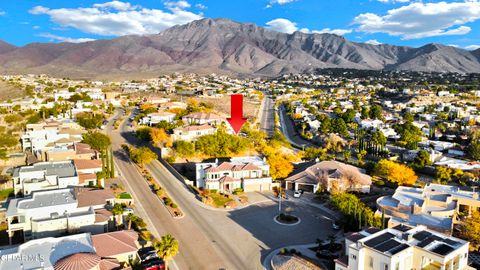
[156,189,165,197]
[210,189,218,194]
[163,197,172,205]
[232,188,244,195]
[170,203,178,209]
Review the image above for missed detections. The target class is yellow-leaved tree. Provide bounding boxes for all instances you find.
[376,159,417,186]
[150,128,173,148]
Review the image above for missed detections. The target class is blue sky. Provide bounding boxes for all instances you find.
[0,0,479,50]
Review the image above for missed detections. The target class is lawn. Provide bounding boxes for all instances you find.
[117,192,133,199]
[0,188,13,201]
[209,193,234,208]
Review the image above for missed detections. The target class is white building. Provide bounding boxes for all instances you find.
[6,187,114,243]
[335,225,473,270]
[140,111,176,126]
[12,159,103,195]
[172,124,216,141]
[195,156,273,192]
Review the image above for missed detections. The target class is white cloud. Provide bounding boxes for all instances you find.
[354,1,480,39]
[266,0,295,8]
[466,44,480,50]
[38,33,96,43]
[365,39,382,45]
[165,1,191,10]
[195,3,207,9]
[265,18,298,33]
[266,18,351,36]
[0,10,6,16]
[377,0,410,3]
[312,28,352,36]
[33,25,41,29]
[29,1,202,36]
[93,1,134,11]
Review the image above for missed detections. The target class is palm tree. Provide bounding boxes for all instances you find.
[111,203,124,229]
[154,234,179,270]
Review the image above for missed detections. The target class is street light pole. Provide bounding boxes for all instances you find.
[279,186,282,214]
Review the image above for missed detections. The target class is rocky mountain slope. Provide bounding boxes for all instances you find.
[0,18,479,78]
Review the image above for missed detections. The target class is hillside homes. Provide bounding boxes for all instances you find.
[195,156,274,192]
[21,120,85,157]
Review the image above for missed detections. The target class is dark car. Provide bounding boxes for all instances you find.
[142,258,165,270]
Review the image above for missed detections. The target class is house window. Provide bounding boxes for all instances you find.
[369,256,373,268]
[351,254,356,260]
[383,264,388,270]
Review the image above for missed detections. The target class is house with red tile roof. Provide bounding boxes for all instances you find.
[195,156,273,192]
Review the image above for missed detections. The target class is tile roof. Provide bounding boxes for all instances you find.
[73,159,103,170]
[78,173,97,184]
[75,188,114,208]
[92,230,139,257]
[54,252,101,270]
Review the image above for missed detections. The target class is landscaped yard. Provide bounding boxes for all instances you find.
[209,192,234,208]
[117,192,133,199]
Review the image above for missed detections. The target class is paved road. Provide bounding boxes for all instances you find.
[107,110,226,270]
[278,105,315,149]
[259,95,275,137]
[108,108,336,270]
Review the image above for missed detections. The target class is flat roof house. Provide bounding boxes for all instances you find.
[12,159,103,195]
[285,161,372,193]
[195,156,274,192]
[376,184,480,234]
[335,225,474,270]
[5,187,114,244]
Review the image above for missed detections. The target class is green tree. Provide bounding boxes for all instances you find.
[174,141,195,157]
[82,131,111,153]
[76,112,104,129]
[136,127,152,142]
[369,104,383,120]
[412,150,432,169]
[154,234,179,270]
[459,211,480,251]
[111,203,124,229]
[435,166,452,183]
[130,147,157,166]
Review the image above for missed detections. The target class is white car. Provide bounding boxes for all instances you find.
[293,190,302,198]
[122,208,134,215]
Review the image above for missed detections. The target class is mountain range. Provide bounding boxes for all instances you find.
[0,18,479,79]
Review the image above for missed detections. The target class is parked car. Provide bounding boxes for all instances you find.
[143,259,165,270]
[293,190,302,198]
[332,221,341,230]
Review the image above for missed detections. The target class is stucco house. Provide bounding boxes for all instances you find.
[5,187,115,244]
[195,156,274,192]
[172,124,216,141]
[285,161,372,193]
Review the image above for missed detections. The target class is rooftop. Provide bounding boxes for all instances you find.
[7,189,76,216]
[0,233,95,270]
[357,225,467,257]
[19,161,77,178]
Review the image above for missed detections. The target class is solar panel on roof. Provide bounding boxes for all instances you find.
[364,232,395,248]
[417,237,435,248]
[390,244,410,255]
[413,231,432,241]
[431,244,455,256]
[375,239,401,252]
[443,238,459,246]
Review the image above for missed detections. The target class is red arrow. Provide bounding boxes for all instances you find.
[227,94,247,134]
